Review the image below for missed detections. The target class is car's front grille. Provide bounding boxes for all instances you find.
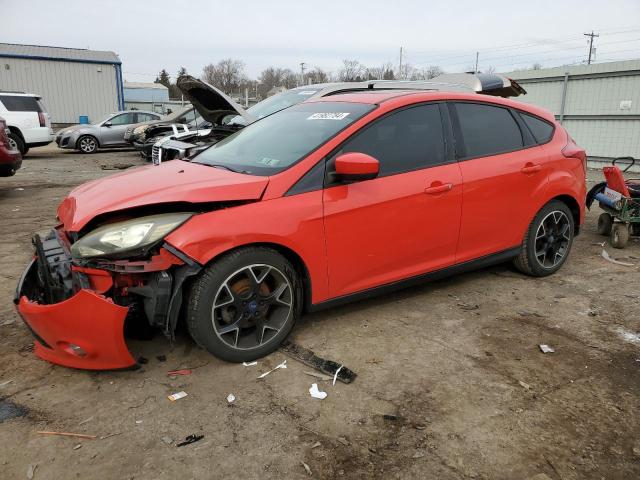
[152,145,161,164]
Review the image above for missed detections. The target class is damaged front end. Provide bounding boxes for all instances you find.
[14,227,200,370]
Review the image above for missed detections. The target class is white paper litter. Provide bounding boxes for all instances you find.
[242,361,257,367]
[0,379,13,387]
[309,383,327,400]
[602,249,634,267]
[332,365,343,386]
[168,391,188,401]
[227,393,236,403]
[539,344,555,353]
[258,360,287,379]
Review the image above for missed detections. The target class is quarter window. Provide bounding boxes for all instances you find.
[336,104,446,176]
[520,112,554,144]
[454,103,523,158]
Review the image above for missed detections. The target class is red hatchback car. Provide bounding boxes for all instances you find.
[15,90,586,369]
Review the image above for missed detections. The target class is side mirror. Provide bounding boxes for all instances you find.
[103,122,112,127]
[334,152,379,182]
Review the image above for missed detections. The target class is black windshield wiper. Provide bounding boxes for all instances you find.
[207,164,250,174]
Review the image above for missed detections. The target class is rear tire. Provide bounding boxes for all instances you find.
[597,213,613,236]
[513,200,575,277]
[186,247,302,362]
[7,132,26,155]
[610,223,629,249]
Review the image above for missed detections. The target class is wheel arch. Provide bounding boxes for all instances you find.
[550,194,581,234]
[76,134,100,149]
[7,126,25,141]
[200,242,314,312]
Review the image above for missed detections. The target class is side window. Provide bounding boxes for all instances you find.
[137,113,158,122]
[454,103,523,158]
[520,112,554,144]
[335,104,446,176]
[108,113,136,125]
[0,95,42,112]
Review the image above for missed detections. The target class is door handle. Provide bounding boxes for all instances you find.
[424,183,453,194]
[521,164,542,174]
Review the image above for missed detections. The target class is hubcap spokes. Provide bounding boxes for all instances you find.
[81,138,94,152]
[8,138,17,150]
[212,264,293,350]
[534,211,570,268]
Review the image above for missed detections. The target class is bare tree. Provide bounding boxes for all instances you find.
[257,67,298,97]
[531,62,543,70]
[305,67,329,85]
[484,66,496,74]
[202,58,247,94]
[338,59,366,82]
[424,65,444,79]
[366,62,395,80]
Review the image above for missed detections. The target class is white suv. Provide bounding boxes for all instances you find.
[0,92,54,155]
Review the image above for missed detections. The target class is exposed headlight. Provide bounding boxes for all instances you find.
[71,213,192,259]
[133,126,146,135]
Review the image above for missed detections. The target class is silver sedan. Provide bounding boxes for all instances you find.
[55,110,161,153]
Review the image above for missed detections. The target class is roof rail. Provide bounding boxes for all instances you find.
[0,90,26,94]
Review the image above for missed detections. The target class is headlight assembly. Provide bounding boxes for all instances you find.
[70,213,193,259]
[133,126,146,135]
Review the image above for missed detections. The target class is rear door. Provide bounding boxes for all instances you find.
[450,102,550,262]
[100,112,136,146]
[323,103,463,298]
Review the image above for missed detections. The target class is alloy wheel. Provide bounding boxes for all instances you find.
[79,137,97,153]
[534,210,571,268]
[211,264,293,350]
[7,137,18,151]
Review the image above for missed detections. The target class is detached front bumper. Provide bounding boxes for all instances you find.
[15,257,136,370]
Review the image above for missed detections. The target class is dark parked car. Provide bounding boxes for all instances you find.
[0,116,22,176]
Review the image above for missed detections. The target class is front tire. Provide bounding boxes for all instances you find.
[77,135,98,153]
[186,247,302,362]
[513,200,575,277]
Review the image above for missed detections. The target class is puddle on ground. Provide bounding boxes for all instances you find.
[0,400,27,423]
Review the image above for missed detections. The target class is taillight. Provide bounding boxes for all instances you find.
[38,111,46,127]
[562,135,587,170]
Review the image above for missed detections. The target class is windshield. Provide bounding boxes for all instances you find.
[193,101,375,176]
[227,88,321,126]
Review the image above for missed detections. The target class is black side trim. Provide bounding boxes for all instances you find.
[307,247,520,313]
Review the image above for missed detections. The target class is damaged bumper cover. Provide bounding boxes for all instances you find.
[14,229,199,370]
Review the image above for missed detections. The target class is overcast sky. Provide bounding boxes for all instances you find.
[2,0,640,82]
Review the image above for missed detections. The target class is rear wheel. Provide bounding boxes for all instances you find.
[513,200,575,277]
[77,135,98,153]
[597,213,613,235]
[7,132,26,155]
[610,223,629,249]
[186,247,301,362]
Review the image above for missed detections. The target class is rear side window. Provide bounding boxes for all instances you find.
[0,95,42,112]
[137,113,158,122]
[520,113,554,144]
[336,103,446,176]
[454,103,523,158]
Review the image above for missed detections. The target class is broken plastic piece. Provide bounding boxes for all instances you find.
[227,393,236,403]
[309,383,327,400]
[167,369,192,376]
[37,431,97,440]
[332,365,343,386]
[280,341,357,384]
[602,249,634,267]
[301,461,312,476]
[168,391,188,401]
[258,360,287,379]
[242,361,257,366]
[176,434,204,447]
[539,344,555,353]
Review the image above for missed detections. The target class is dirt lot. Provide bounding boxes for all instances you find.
[0,144,639,480]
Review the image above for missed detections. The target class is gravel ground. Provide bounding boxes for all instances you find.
[0,144,639,480]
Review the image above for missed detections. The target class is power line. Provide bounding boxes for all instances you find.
[584,31,600,64]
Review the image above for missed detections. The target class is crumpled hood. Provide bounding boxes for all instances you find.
[58,160,269,232]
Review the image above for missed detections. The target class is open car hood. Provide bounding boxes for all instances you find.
[57,160,269,232]
[430,73,526,97]
[177,75,256,125]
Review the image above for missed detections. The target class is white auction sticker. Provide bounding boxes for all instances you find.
[298,90,317,95]
[168,391,188,401]
[307,112,350,120]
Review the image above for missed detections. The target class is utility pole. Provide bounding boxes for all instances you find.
[584,31,599,65]
[474,52,479,73]
[398,46,403,80]
[299,62,307,86]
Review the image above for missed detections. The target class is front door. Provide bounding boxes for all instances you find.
[100,112,136,146]
[322,103,463,298]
